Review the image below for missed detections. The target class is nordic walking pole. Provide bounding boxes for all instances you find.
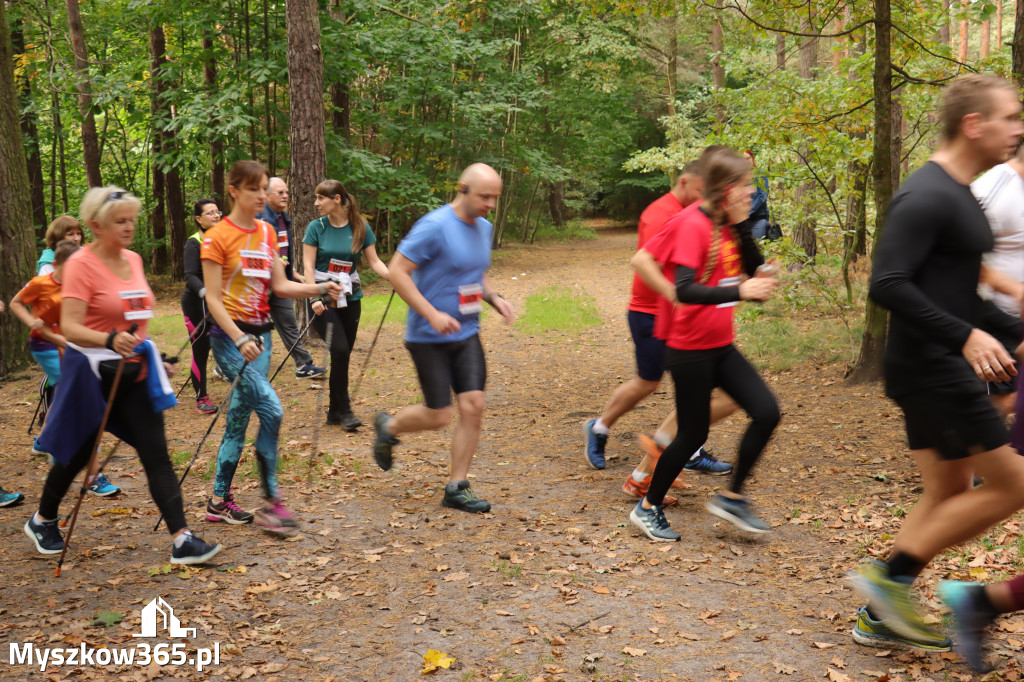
[307,321,334,481]
[56,323,137,578]
[171,311,215,399]
[268,314,316,384]
[28,386,44,434]
[352,290,395,394]
[154,358,250,532]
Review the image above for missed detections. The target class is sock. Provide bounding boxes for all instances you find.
[631,470,650,483]
[592,419,610,435]
[653,431,671,448]
[173,530,193,548]
[886,551,926,581]
[33,512,54,524]
[687,447,703,463]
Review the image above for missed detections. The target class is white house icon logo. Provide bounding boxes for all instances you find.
[132,597,196,638]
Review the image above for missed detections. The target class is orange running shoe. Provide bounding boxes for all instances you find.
[637,434,691,489]
[622,474,677,506]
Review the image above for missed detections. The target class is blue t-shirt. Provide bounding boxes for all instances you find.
[397,204,492,343]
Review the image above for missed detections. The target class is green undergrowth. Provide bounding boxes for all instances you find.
[517,285,601,335]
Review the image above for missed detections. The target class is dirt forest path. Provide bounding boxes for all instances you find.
[1,221,1021,681]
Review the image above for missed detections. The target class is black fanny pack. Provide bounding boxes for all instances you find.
[98,358,143,395]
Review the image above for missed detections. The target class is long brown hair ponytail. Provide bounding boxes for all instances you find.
[315,179,367,252]
[698,148,751,283]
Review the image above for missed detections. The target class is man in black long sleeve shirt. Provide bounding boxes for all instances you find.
[851,74,1024,657]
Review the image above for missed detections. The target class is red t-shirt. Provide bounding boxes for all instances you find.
[644,205,743,351]
[62,247,154,340]
[628,192,686,314]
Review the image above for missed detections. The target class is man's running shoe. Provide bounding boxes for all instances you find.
[195,396,218,415]
[373,412,399,471]
[684,447,733,475]
[706,494,770,533]
[213,365,228,382]
[24,515,63,554]
[628,501,681,542]
[328,410,362,431]
[170,533,222,565]
[0,487,25,508]
[86,473,120,497]
[620,475,678,506]
[851,606,951,652]
[441,480,491,513]
[31,438,49,456]
[636,435,696,488]
[939,580,998,672]
[295,363,327,379]
[255,500,300,535]
[206,491,254,524]
[850,560,943,642]
[583,419,607,470]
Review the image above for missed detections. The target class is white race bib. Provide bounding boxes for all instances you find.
[240,249,271,279]
[716,276,742,308]
[120,289,154,320]
[458,283,483,315]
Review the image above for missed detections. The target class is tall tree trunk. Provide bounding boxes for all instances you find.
[776,33,786,69]
[939,0,951,45]
[982,19,991,57]
[0,0,39,374]
[997,0,1003,47]
[793,9,818,259]
[64,0,101,187]
[286,0,326,289]
[710,17,726,124]
[328,0,350,139]
[203,32,225,199]
[1014,0,1024,89]
[959,0,970,60]
[149,26,168,274]
[848,0,893,384]
[150,23,186,280]
[11,16,47,234]
[547,181,566,227]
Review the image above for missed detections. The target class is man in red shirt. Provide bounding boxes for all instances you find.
[584,159,735,493]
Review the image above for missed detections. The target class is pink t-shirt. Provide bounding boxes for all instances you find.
[62,247,154,340]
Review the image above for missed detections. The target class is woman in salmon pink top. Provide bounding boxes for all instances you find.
[23,186,222,566]
[629,148,781,541]
[201,161,340,534]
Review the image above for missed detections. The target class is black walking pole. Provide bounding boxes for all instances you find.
[307,321,334,481]
[154,358,250,532]
[268,314,317,384]
[28,376,46,434]
[351,290,395,394]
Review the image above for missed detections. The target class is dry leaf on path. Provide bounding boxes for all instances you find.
[773,662,797,675]
[421,649,455,674]
[622,646,646,657]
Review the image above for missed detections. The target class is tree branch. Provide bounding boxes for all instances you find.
[890,63,959,86]
[707,1,873,37]
[792,148,845,232]
[891,23,976,72]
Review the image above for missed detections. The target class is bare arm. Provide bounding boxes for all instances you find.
[630,248,678,304]
[363,244,390,280]
[61,297,138,357]
[482,273,514,324]
[302,243,318,287]
[390,251,460,335]
[980,263,1024,302]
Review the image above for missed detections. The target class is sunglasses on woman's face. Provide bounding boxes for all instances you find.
[104,191,127,203]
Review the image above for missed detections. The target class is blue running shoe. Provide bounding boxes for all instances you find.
[629,501,680,541]
[851,606,951,652]
[939,580,997,672]
[684,447,733,475]
[583,419,607,470]
[0,486,25,508]
[706,494,770,533]
[87,473,120,497]
[31,438,48,456]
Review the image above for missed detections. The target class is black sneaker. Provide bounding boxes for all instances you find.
[205,492,254,524]
[441,480,491,513]
[341,412,362,431]
[170,533,222,565]
[326,410,342,425]
[373,412,398,471]
[295,363,327,379]
[24,515,63,554]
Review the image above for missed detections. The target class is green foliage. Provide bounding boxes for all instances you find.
[517,285,601,335]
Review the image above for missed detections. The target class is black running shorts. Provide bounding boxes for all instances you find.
[895,387,1009,460]
[405,334,487,409]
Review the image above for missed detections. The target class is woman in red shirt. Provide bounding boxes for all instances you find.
[630,148,780,541]
[23,186,222,565]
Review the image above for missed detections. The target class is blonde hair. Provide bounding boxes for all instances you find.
[80,186,142,227]
[45,215,81,250]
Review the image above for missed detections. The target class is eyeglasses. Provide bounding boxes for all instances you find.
[202,210,222,217]
[271,190,289,196]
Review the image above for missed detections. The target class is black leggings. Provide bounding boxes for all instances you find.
[182,294,211,399]
[39,376,188,534]
[647,345,780,506]
[310,300,361,413]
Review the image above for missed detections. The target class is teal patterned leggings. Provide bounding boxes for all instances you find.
[210,332,282,500]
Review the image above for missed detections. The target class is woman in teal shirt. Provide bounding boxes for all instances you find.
[303,180,390,430]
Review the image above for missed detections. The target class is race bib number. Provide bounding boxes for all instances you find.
[120,289,154,320]
[458,283,483,315]
[716,276,742,308]
[240,249,271,279]
[328,258,353,275]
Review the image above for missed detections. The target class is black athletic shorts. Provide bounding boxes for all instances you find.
[405,334,487,409]
[895,387,1009,460]
[980,303,1023,396]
